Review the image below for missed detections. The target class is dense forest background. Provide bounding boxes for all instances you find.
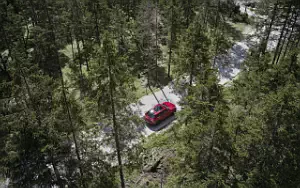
[1,0,300,187]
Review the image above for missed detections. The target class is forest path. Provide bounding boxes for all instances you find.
[217,2,280,85]
[134,2,268,136]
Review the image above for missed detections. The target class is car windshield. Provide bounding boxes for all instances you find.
[146,110,155,118]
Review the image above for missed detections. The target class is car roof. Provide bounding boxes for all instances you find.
[146,104,164,116]
[149,109,155,114]
[154,104,165,111]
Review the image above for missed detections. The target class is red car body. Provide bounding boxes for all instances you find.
[144,102,176,125]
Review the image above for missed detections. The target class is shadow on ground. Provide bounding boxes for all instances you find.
[147,66,172,87]
[145,115,176,132]
[215,41,248,80]
[214,21,255,82]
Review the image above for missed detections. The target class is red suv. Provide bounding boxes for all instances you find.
[144,102,176,125]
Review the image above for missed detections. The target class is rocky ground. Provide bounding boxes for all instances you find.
[126,147,176,188]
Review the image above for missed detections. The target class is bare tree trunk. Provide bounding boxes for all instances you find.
[273,3,292,65]
[126,0,130,22]
[214,0,221,33]
[81,38,89,71]
[50,152,64,188]
[75,37,84,99]
[282,11,298,61]
[13,13,42,130]
[213,36,220,68]
[189,61,194,87]
[76,38,83,76]
[289,36,300,72]
[29,0,38,26]
[155,0,158,84]
[1,25,12,58]
[167,0,174,78]
[94,3,101,45]
[44,0,85,185]
[108,59,126,188]
[186,0,191,28]
[203,0,209,26]
[227,124,239,178]
[213,0,221,67]
[22,19,30,50]
[260,2,278,55]
[167,45,172,78]
[275,9,295,64]
[68,27,76,60]
[207,128,216,171]
[20,69,42,127]
[60,68,84,184]
[1,26,12,81]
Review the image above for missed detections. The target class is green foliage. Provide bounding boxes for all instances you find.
[2,0,300,187]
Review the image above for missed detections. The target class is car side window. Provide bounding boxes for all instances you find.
[147,110,155,118]
[159,110,166,117]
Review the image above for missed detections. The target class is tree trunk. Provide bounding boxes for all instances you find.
[213,36,220,68]
[29,0,38,26]
[0,26,12,81]
[1,25,12,58]
[213,0,221,67]
[282,11,298,61]
[275,9,294,64]
[20,69,42,127]
[186,0,191,28]
[261,3,278,55]
[207,129,216,171]
[22,20,30,50]
[189,61,194,87]
[50,152,64,188]
[203,0,209,26]
[81,38,89,71]
[68,27,75,60]
[126,0,130,22]
[155,0,158,84]
[76,38,83,76]
[168,45,172,79]
[94,3,101,45]
[75,37,84,99]
[273,3,292,64]
[167,0,174,78]
[214,0,221,33]
[44,0,85,185]
[108,59,126,188]
[289,35,300,72]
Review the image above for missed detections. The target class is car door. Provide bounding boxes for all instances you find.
[158,106,168,121]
